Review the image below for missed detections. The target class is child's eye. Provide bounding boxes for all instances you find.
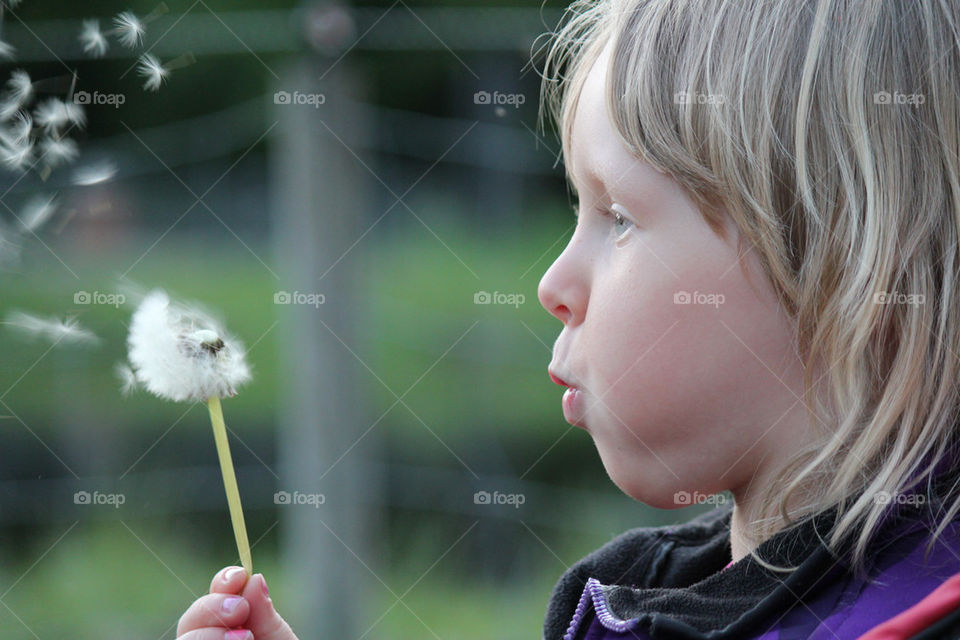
[610,204,634,238]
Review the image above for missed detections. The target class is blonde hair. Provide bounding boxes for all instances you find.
[539,0,960,580]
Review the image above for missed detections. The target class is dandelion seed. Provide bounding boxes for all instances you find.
[4,70,32,106]
[7,110,31,141]
[0,39,15,60]
[137,54,168,92]
[0,139,32,171]
[19,194,56,232]
[115,362,139,395]
[113,11,145,49]
[34,98,86,132]
[39,136,78,168]
[80,20,109,58]
[72,160,117,186]
[5,311,99,345]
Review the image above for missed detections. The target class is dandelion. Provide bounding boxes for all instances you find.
[80,20,108,58]
[5,310,99,345]
[126,289,253,574]
[113,11,144,49]
[72,160,117,186]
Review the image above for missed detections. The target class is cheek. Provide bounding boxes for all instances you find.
[580,233,792,498]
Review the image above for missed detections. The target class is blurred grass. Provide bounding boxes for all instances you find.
[0,520,556,640]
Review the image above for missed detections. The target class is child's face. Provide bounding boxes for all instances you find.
[538,43,814,508]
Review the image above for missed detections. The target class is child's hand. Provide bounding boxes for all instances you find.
[176,566,299,640]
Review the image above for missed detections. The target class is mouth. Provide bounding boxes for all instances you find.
[548,370,575,388]
[548,368,587,428]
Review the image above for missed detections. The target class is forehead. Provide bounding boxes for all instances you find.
[568,42,635,191]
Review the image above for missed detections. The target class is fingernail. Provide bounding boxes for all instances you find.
[224,567,245,582]
[259,574,269,598]
[224,631,252,640]
[221,596,243,614]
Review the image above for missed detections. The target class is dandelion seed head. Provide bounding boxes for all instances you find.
[127,290,252,402]
[137,54,168,92]
[80,20,109,57]
[114,11,145,49]
[6,311,99,345]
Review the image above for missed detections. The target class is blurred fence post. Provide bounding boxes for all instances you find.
[270,5,376,637]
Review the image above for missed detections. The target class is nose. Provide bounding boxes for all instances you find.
[537,236,588,326]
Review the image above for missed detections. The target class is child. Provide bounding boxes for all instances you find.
[176,0,960,638]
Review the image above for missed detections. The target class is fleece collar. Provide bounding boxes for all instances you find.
[544,496,939,640]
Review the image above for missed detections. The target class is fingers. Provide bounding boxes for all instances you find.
[176,593,250,637]
[210,566,250,595]
[176,629,253,640]
[240,573,298,640]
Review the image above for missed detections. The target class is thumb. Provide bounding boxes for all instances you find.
[240,573,297,640]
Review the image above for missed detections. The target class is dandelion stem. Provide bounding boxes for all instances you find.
[207,395,252,575]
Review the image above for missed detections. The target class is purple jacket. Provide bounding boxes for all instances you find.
[543,498,960,639]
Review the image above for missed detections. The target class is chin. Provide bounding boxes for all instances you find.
[600,457,689,509]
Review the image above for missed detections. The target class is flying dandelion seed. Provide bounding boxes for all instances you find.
[80,20,109,58]
[115,362,139,395]
[39,137,78,168]
[0,138,32,171]
[34,98,86,132]
[137,54,168,92]
[3,70,32,108]
[5,311,99,345]
[19,195,56,232]
[6,110,31,141]
[0,40,15,60]
[113,11,145,49]
[72,160,117,186]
